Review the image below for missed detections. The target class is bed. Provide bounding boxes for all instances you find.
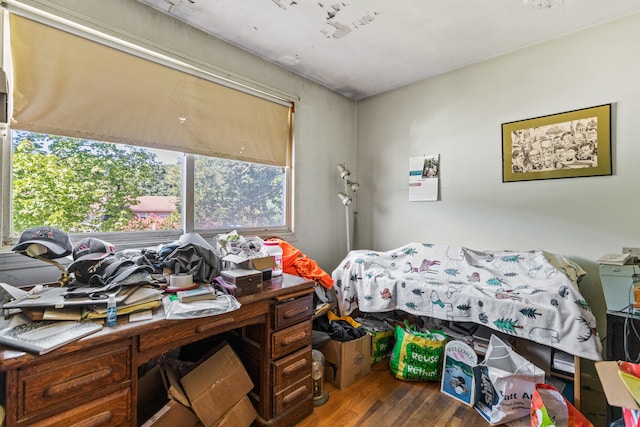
[331,242,602,361]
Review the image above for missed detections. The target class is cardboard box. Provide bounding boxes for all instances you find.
[319,334,372,389]
[595,361,640,410]
[180,344,254,426]
[215,395,257,427]
[138,365,201,427]
[222,254,275,280]
[141,400,202,427]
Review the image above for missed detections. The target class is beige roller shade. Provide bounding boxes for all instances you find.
[9,14,291,166]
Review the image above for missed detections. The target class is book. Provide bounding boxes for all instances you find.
[0,320,103,355]
[80,286,163,319]
[441,340,478,406]
[177,284,217,303]
[43,306,83,321]
[82,299,162,319]
[123,286,164,305]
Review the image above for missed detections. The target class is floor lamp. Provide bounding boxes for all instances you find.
[337,164,359,253]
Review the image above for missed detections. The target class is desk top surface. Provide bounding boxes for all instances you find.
[0,273,315,369]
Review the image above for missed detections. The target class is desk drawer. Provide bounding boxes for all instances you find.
[273,375,312,416]
[139,306,260,353]
[18,342,130,417]
[272,294,313,331]
[271,321,311,359]
[23,387,131,427]
[272,346,312,393]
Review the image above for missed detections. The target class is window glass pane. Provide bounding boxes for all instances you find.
[11,130,182,234]
[194,155,285,229]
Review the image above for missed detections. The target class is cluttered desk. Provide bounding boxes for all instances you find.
[0,227,316,427]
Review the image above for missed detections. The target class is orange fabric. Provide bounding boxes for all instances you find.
[266,238,334,289]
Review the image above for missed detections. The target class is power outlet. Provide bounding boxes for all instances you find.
[622,247,640,256]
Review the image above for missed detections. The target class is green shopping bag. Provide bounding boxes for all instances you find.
[389,323,446,381]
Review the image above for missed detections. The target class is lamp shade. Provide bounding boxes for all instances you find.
[338,192,352,206]
[337,164,351,179]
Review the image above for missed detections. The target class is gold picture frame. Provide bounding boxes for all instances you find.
[502,104,612,182]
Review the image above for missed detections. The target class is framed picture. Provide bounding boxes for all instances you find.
[502,103,612,182]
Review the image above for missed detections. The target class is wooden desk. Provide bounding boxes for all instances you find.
[0,273,315,427]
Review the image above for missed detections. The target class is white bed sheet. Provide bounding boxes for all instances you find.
[331,243,602,361]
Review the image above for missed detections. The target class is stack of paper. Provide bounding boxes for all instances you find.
[82,286,163,319]
[552,350,575,374]
[0,282,163,322]
[471,325,515,356]
[597,253,634,265]
[0,282,166,354]
[177,284,216,303]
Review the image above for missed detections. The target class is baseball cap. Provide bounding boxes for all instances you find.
[72,238,116,262]
[68,254,120,285]
[12,226,73,259]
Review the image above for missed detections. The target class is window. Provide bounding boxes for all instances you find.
[1,6,294,250]
[11,130,183,234]
[10,130,287,237]
[193,155,286,230]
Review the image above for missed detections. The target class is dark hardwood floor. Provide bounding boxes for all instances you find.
[295,361,495,427]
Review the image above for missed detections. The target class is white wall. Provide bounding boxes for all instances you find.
[356,12,640,382]
[0,0,356,284]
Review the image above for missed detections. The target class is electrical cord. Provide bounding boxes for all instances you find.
[623,279,640,362]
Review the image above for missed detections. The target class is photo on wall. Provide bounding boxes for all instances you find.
[501,103,612,182]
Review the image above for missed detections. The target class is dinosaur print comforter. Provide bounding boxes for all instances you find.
[332,243,602,361]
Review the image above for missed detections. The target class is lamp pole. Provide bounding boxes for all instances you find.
[337,163,357,254]
[344,177,351,253]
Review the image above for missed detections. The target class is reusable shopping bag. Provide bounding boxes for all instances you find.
[623,409,640,427]
[530,383,593,427]
[389,322,446,381]
[473,334,545,425]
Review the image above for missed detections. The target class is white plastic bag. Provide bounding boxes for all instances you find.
[162,293,241,319]
[473,334,545,425]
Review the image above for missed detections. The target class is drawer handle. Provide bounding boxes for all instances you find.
[284,306,308,319]
[69,411,113,427]
[282,384,308,406]
[197,317,234,333]
[282,331,307,346]
[283,359,308,376]
[44,367,113,397]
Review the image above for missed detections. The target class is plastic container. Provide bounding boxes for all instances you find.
[263,241,283,276]
[106,294,117,327]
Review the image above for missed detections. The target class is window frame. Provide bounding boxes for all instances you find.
[0,3,296,259]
